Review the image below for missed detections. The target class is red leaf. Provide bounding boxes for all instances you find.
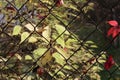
[56,0,64,7]
[88,58,95,64]
[6,6,15,11]
[104,55,115,70]
[118,26,120,32]
[107,27,114,37]
[36,14,46,19]
[112,29,119,38]
[37,67,44,76]
[63,47,68,52]
[108,20,118,27]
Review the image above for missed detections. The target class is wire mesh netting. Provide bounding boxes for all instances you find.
[0,0,120,80]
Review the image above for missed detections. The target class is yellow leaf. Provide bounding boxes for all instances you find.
[42,26,51,43]
[29,0,33,3]
[15,53,22,60]
[37,49,52,67]
[24,23,38,32]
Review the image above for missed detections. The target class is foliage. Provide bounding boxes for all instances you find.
[0,0,119,80]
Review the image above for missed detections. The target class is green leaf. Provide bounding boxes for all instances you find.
[26,75,32,80]
[86,41,94,44]
[28,36,37,43]
[0,1,7,8]
[53,52,65,66]
[12,25,22,35]
[66,39,77,45]
[54,69,65,77]
[68,5,79,11]
[20,32,30,43]
[90,45,98,48]
[57,71,65,77]
[55,24,69,35]
[92,66,103,71]
[54,46,69,59]
[15,0,26,9]
[64,65,72,70]
[73,64,79,69]
[25,55,32,60]
[85,40,98,48]
[57,37,65,48]
[33,48,47,59]
[52,34,65,48]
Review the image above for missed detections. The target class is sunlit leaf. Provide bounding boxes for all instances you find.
[42,26,51,43]
[90,45,98,48]
[66,39,77,45]
[54,69,65,77]
[25,55,32,60]
[57,71,65,76]
[15,53,22,60]
[55,24,69,35]
[52,34,65,47]
[64,65,72,70]
[98,59,106,63]
[73,64,79,69]
[53,52,65,65]
[24,23,38,32]
[86,41,95,44]
[28,36,37,43]
[42,0,52,5]
[92,66,103,71]
[33,48,47,58]
[37,49,52,66]
[68,5,79,11]
[20,32,30,43]
[26,75,32,80]
[54,46,69,59]
[12,25,22,35]
[0,56,7,62]
[57,37,65,48]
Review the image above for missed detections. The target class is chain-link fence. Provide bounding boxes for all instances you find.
[0,0,120,80]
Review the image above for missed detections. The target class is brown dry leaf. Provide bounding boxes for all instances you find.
[37,27,46,34]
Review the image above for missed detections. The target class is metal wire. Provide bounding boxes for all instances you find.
[0,0,120,80]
